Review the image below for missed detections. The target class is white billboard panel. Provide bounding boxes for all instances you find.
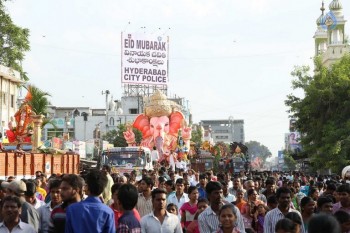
[121,32,169,86]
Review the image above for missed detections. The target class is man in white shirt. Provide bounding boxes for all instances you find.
[141,188,182,233]
[151,146,159,166]
[175,158,187,172]
[0,195,36,233]
[167,178,189,211]
[221,181,236,203]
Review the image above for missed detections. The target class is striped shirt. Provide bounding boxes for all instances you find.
[263,207,305,233]
[198,205,245,233]
[136,193,153,217]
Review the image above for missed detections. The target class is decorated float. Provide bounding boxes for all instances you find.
[123,90,192,170]
[0,85,79,180]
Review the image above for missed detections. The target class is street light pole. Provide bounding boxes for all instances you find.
[102,90,110,133]
[64,112,71,149]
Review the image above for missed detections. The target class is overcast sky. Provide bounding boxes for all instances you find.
[4,0,350,156]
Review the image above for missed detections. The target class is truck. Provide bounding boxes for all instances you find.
[100,147,152,174]
[0,144,80,180]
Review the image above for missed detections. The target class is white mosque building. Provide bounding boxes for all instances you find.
[314,0,349,67]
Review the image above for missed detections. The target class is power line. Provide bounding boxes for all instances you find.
[31,42,304,60]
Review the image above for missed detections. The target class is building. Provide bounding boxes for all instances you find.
[200,119,245,144]
[314,0,349,67]
[0,65,23,136]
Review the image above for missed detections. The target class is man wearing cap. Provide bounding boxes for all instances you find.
[1,180,40,232]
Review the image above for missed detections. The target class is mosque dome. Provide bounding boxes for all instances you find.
[329,0,342,11]
[316,14,324,25]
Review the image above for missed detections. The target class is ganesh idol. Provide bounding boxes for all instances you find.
[123,90,192,162]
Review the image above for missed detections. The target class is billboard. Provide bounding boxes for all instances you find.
[121,32,169,86]
[285,132,302,153]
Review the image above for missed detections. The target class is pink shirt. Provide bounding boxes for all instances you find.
[333,202,350,215]
[180,202,197,228]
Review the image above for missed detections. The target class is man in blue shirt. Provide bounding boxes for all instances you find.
[197,174,208,199]
[65,170,115,233]
[116,184,141,233]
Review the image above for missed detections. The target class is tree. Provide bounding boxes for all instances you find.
[191,126,203,146]
[102,124,142,147]
[283,151,297,171]
[285,55,350,173]
[26,85,51,115]
[0,0,30,81]
[245,141,272,162]
[25,84,56,128]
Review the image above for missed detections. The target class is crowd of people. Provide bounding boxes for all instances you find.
[0,167,350,233]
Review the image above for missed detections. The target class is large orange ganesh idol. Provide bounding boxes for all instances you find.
[123,90,191,162]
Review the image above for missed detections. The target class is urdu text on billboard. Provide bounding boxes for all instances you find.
[121,32,169,86]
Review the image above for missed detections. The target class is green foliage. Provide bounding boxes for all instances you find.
[102,124,142,147]
[191,126,203,146]
[26,85,51,115]
[0,1,30,81]
[245,140,271,161]
[285,55,350,173]
[213,142,229,157]
[283,151,297,171]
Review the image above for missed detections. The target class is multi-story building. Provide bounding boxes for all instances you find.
[200,119,245,144]
[0,65,22,136]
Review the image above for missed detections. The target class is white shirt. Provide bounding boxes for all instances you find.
[175,161,187,171]
[169,154,176,171]
[33,198,46,209]
[166,192,189,211]
[198,205,245,233]
[140,211,182,233]
[223,193,236,203]
[151,150,159,161]
[0,220,36,233]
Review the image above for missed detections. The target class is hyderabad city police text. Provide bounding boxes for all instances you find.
[124,38,167,83]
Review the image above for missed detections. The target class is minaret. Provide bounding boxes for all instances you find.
[322,0,349,67]
[314,1,328,56]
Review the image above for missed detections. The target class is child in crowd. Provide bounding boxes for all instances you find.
[187,198,209,233]
[252,204,268,233]
[217,204,241,233]
[167,203,179,216]
[180,186,199,228]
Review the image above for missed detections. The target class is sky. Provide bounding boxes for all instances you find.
[4,0,350,156]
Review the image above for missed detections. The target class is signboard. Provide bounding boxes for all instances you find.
[121,32,169,86]
[287,132,302,153]
[85,140,95,160]
[74,140,86,159]
[52,137,63,149]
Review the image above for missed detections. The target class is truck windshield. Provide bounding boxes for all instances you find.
[102,150,145,167]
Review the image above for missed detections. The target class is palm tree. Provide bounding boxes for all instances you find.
[24,84,56,129]
[25,84,51,115]
[22,84,56,151]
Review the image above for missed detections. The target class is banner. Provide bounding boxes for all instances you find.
[121,32,169,85]
[74,140,86,159]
